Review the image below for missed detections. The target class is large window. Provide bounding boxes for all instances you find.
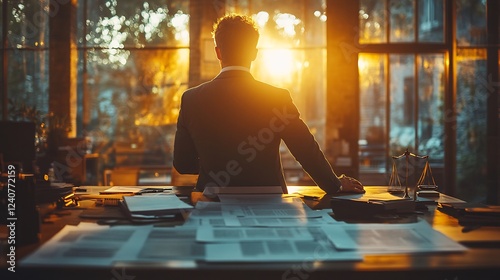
[4,0,50,116]
[455,0,489,202]
[1,0,497,200]
[357,0,498,202]
[359,0,444,43]
[77,0,190,170]
[1,0,50,155]
[75,0,327,184]
[358,0,446,188]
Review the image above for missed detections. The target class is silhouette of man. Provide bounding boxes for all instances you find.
[173,14,364,194]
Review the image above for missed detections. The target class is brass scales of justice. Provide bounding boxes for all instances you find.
[388,149,438,200]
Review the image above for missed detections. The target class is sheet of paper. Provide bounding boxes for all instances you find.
[100,186,145,194]
[322,219,467,253]
[218,194,301,204]
[21,224,205,267]
[130,227,204,262]
[223,211,341,227]
[196,226,315,242]
[123,193,193,214]
[186,202,339,227]
[205,240,362,262]
[221,202,323,218]
[21,224,146,267]
[202,185,283,198]
[337,192,413,202]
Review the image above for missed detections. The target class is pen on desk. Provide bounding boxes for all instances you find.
[138,188,172,194]
[302,195,320,201]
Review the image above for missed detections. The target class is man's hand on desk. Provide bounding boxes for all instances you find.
[338,174,365,193]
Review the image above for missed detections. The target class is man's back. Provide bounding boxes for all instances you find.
[173,14,363,194]
[174,70,291,190]
[174,69,343,193]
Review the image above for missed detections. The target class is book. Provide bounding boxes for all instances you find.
[122,194,193,218]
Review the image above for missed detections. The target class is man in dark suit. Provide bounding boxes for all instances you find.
[173,14,364,194]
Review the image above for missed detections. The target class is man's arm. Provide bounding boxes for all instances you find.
[277,91,363,194]
[173,97,199,174]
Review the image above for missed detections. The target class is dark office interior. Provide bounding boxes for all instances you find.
[1,0,500,279]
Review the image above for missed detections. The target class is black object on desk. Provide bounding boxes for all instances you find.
[438,203,500,227]
[331,197,416,220]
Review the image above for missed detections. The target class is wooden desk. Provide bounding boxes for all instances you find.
[2,186,500,280]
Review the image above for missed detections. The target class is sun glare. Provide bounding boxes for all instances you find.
[260,49,295,79]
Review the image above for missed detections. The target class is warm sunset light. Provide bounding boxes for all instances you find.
[3,2,499,278]
[259,49,295,79]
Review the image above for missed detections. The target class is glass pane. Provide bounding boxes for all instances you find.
[0,0,2,118]
[253,47,326,135]
[456,49,487,202]
[224,0,327,133]
[456,0,487,46]
[8,0,49,48]
[6,49,49,153]
[0,0,3,43]
[359,0,387,43]
[359,53,387,178]
[80,49,188,167]
[418,0,444,42]
[417,54,445,186]
[390,0,415,42]
[7,49,49,117]
[81,0,189,48]
[389,54,415,155]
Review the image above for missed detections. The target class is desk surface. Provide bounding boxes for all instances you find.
[2,186,500,280]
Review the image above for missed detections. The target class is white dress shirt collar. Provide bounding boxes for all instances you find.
[220,66,250,73]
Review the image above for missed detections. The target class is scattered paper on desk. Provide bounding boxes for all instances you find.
[322,219,467,253]
[22,188,469,268]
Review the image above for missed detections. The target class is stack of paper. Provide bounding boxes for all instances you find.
[122,194,193,219]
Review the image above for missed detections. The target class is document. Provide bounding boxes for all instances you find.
[322,219,467,253]
[217,194,301,204]
[134,227,204,262]
[221,212,340,227]
[205,240,362,262]
[202,185,283,198]
[100,186,145,194]
[21,224,204,267]
[21,223,148,267]
[221,202,323,218]
[196,226,315,242]
[122,194,193,218]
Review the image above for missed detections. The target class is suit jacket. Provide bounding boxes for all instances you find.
[173,70,342,193]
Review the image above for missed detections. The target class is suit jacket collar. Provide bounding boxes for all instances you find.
[214,70,254,80]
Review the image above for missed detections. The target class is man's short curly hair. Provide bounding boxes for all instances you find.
[212,14,259,63]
